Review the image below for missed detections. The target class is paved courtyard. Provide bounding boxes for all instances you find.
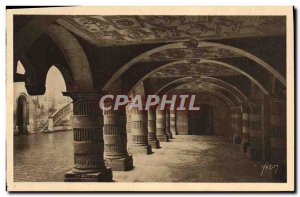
[14,131,273,182]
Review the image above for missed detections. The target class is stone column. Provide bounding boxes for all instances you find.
[269,96,286,181]
[156,107,169,142]
[247,100,263,160]
[64,93,112,182]
[175,110,189,135]
[170,109,177,136]
[103,101,133,171]
[165,109,173,139]
[233,106,242,144]
[130,106,152,154]
[241,105,250,153]
[126,104,132,149]
[147,108,160,149]
[230,108,235,142]
[126,104,132,134]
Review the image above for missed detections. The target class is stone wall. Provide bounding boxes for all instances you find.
[195,93,231,137]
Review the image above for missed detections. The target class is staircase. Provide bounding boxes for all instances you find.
[47,102,73,132]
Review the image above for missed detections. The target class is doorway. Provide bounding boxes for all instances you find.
[188,104,213,135]
[17,95,28,135]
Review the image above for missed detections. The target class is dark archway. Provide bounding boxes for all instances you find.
[16,95,28,135]
[188,104,213,135]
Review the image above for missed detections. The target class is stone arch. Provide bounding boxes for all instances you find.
[157,79,241,105]
[18,55,46,95]
[45,24,94,92]
[194,90,234,107]
[197,41,285,86]
[154,76,248,103]
[166,81,239,138]
[168,81,242,105]
[104,41,285,91]
[201,77,249,102]
[128,60,187,95]
[128,59,268,96]
[154,77,193,95]
[198,59,269,95]
[167,85,235,107]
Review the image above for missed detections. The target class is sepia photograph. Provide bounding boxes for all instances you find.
[6,6,294,192]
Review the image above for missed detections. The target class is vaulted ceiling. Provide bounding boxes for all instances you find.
[13,15,286,101]
[58,15,285,47]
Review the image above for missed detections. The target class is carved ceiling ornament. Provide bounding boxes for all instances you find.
[127,29,148,40]
[148,60,240,79]
[173,81,219,93]
[62,15,285,47]
[141,46,240,62]
[105,16,141,29]
[76,16,110,33]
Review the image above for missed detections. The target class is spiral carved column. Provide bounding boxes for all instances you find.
[165,109,173,139]
[147,108,160,149]
[129,106,152,154]
[64,93,112,182]
[103,101,133,171]
[156,107,169,142]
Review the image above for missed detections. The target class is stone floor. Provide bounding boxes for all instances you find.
[14,131,274,182]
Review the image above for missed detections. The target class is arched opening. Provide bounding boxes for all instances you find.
[45,66,72,129]
[188,104,213,135]
[16,61,25,75]
[45,66,69,112]
[16,95,28,135]
[46,66,67,95]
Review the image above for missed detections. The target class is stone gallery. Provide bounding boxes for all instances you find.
[11,13,288,184]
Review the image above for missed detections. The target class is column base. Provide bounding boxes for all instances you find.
[157,134,169,142]
[247,147,262,160]
[241,141,250,153]
[105,155,133,171]
[170,129,176,136]
[64,168,113,182]
[166,132,173,139]
[129,144,152,155]
[149,139,160,149]
[233,134,242,144]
